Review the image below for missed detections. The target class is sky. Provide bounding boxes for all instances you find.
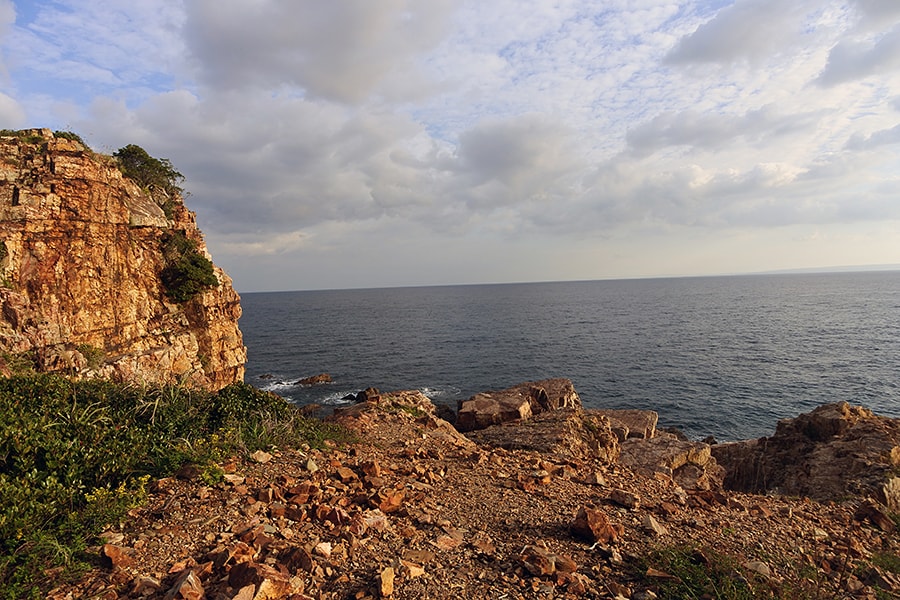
[0,0,899,292]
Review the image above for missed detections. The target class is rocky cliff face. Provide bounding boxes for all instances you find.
[0,129,245,390]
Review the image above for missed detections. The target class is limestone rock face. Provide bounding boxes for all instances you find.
[0,129,245,389]
[712,402,900,508]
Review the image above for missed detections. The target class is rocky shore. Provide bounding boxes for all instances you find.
[47,379,900,599]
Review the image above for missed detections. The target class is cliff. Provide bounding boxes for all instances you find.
[0,128,245,390]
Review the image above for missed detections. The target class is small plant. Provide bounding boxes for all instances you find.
[0,350,35,375]
[113,144,183,194]
[159,230,218,303]
[0,129,44,144]
[75,344,105,370]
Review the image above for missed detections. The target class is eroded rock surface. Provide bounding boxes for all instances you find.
[712,402,900,508]
[0,129,245,389]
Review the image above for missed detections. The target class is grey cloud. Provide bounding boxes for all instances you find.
[625,106,819,157]
[845,123,900,149]
[450,114,585,213]
[817,25,900,86]
[183,0,457,104]
[854,0,900,28]
[665,0,812,65]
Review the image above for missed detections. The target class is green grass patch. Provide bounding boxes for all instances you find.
[0,374,354,598]
[636,544,775,600]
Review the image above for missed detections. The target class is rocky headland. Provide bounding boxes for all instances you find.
[2,129,898,599]
[0,129,245,389]
[48,379,900,599]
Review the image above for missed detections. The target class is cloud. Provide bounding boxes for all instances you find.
[624,106,820,157]
[0,91,24,127]
[665,0,817,65]
[846,123,900,149]
[3,0,900,289]
[816,25,900,86]
[182,0,458,104]
[451,115,585,210]
[854,0,900,28]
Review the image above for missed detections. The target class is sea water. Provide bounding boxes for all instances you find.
[239,271,900,441]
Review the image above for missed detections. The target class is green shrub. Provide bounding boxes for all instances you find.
[159,230,218,303]
[0,374,354,598]
[75,344,105,370]
[112,144,183,195]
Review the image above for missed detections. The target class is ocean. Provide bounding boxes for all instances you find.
[239,271,900,442]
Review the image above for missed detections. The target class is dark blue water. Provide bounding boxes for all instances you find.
[239,272,900,441]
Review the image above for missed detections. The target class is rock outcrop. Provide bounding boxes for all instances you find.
[712,402,900,509]
[456,378,581,432]
[0,129,245,389]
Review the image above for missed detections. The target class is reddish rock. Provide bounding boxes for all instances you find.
[590,409,658,440]
[465,409,620,462]
[0,129,244,390]
[609,489,640,510]
[100,544,134,569]
[164,569,203,600]
[713,402,900,506]
[570,507,619,544]
[228,562,292,599]
[620,435,724,490]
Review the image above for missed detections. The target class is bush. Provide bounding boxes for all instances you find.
[0,374,354,598]
[113,144,183,195]
[159,231,219,303]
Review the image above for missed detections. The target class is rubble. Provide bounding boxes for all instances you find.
[47,390,900,600]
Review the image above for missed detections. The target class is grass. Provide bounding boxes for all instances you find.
[633,543,871,600]
[0,374,355,598]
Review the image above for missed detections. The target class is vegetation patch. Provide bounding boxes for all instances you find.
[159,230,219,303]
[0,129,44,144]
[0,375,354,598]
[75,344,105,370]
[112,144,183,218]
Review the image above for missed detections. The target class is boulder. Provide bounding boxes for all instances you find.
[712,402,900,507]
[456,378,580,432]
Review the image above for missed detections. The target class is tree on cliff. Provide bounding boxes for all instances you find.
[113,144,184,196]
[160,231,219,303]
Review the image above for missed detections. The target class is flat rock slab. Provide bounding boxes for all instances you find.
[464,409,620,462]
